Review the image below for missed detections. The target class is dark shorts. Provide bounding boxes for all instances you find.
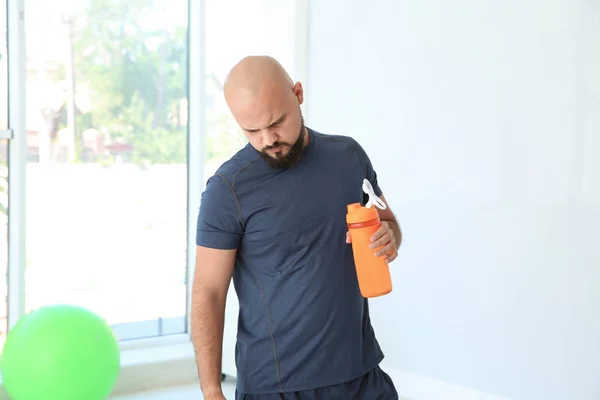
[236,365,399,400]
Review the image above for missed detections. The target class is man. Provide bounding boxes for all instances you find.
[192,55,402,400]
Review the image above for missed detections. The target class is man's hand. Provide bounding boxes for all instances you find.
[346,220,398,263]
[369,221,398,263]
[202,385,226,400]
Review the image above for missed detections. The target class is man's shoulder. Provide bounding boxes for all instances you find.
[211,144,261,185]
[310,128,364,157]
[311,128,360,149]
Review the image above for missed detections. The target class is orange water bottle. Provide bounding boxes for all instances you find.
[346,179,393,298]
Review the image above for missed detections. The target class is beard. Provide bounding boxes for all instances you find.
[259,117,306,170]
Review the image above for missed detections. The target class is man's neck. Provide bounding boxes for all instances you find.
[302,127,310,147]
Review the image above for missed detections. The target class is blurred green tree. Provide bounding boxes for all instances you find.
[72,0,188,164]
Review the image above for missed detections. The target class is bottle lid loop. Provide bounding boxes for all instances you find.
[362,179,387,210]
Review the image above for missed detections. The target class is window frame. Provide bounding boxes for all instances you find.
[1,0,308,394]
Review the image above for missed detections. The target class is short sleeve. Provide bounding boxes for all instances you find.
[196,174,243,250]
[354,139,383,197]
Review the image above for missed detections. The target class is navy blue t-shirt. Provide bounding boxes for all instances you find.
[196,127,385,395]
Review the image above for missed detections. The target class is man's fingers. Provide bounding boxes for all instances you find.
[370,230,392,250]
[385,250,398,264]
[369,223,388,243]
[375,241,395,257]
[349,224,397,262]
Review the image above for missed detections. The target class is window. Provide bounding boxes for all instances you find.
[24,0,189,341]
[1,0,307,393]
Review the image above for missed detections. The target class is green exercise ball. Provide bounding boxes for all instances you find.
[1,304,120,400]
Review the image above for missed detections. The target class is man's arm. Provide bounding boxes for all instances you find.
[190,245,236,399]
[352,138,401,252]
[377,194,402,249]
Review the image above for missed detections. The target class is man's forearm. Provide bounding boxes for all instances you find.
[190,292,227,397]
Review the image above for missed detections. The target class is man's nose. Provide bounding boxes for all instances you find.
[263,130,279,147]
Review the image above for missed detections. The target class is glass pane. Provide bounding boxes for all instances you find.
[0,0,8,351]
[24,0,189,340]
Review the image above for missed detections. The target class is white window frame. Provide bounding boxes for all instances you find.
[6,0,26,332]
[2,0,308,394]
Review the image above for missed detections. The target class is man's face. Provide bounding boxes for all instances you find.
[228,82,306,169]
[257,113,306,169]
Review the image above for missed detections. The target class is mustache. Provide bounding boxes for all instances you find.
[263,142,290,151]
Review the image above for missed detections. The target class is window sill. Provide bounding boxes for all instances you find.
[112,340,199,396]
[0,340,200,399]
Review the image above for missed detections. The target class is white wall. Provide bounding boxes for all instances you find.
[306,1,600,399]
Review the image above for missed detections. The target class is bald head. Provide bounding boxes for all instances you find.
[224,55,294,100]
[222,55,304,130]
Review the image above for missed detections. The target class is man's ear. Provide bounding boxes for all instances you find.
[293,81,304,105]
